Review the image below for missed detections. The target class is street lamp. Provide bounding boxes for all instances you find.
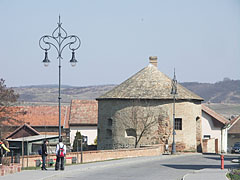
[39,16,81,139]
[171,68,177,154]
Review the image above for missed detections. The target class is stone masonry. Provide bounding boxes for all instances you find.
[97,99,202,151]
[97,57,203,151]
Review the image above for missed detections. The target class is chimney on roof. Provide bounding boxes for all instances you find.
[149,56,158,67]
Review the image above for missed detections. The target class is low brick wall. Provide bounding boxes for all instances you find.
[0,164,21,176]
[18,145,164,168]
[76,145,164,163]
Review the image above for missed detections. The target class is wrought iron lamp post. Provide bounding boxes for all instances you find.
[171,68,177,154]
[39,16,81,139]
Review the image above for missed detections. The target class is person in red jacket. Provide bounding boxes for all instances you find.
[55,137,66,171]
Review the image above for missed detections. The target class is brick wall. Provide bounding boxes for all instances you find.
[16,145,164,168]
[0,164,21,176]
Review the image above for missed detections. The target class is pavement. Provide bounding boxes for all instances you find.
[0,154,234,180]
[182,168,228,180]
[181,154,240,180]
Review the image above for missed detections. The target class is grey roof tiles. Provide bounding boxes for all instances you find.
[98,64,203,101]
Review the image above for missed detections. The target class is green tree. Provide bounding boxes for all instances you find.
[73,131,82,151]
[93,136,97,145]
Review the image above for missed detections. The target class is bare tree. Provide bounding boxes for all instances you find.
[116,99,164,148]
[0,78,23,138]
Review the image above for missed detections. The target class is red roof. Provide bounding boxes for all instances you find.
[0,106,70,128]
[228,115,240,134]
[202,104,229,125]
[0,100,98,128]
[69,100,98,125]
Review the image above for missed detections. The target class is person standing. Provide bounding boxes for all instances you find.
[0,140,10,165]
[41,140,48,170]
[55,137,66,171]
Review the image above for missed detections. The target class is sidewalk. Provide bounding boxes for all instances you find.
[182,168,228,180]
[0,161,110,180]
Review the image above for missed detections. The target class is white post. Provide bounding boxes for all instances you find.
[221,127,228,153]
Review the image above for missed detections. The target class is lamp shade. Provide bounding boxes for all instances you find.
[70,51,77,67]
[42,51,50,67]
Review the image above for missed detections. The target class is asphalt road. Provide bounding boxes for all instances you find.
[48,154,239,180]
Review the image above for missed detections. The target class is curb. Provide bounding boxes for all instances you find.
[181,169,200,180]
[181,173,188,180]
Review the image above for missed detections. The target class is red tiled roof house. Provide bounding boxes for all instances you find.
[69,100,98,146]
[0,105,70,139]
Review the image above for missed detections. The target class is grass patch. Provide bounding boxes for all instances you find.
[22,166,41,170]
[227,169,240,180]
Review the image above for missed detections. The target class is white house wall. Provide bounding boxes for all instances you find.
[202,111,222,152]
[70,126,97,146]
[221,127,228,153]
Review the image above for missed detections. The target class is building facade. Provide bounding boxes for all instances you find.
[1,101,98,149]
[69,100,98,146]
[228,116,240,152]
[201,104,229,153]
[97,57,203,151]
[1,105,70,139]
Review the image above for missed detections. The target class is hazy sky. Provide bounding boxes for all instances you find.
[0,0,239,87]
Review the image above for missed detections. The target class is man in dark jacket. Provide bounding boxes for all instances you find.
[41,140,48,170]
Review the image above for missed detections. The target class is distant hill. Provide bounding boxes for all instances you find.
[204,103,240,119]
[181,79,240,104]
[13,85,116,105]
[13,79,240,105]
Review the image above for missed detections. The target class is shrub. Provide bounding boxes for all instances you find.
[227,169,240,180]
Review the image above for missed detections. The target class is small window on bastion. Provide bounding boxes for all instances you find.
[106,129,112,139]
[108,118,113,126]
[125,128,136,137]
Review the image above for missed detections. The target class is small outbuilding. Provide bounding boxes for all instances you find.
[201,104,229,153]
[7,134,59,155]
[227,116,240,152]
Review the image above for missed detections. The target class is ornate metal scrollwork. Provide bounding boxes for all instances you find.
[39,16,81,60]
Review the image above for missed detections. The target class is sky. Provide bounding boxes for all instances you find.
[0,0,239,87]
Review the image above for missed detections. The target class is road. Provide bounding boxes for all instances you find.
[47,154,239,180]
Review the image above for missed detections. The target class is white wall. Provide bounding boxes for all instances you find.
[70,126,97,146]
[202,111,222,152]
[221,127,228,153]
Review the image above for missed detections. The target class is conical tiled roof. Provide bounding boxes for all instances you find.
[97,64,203,101]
